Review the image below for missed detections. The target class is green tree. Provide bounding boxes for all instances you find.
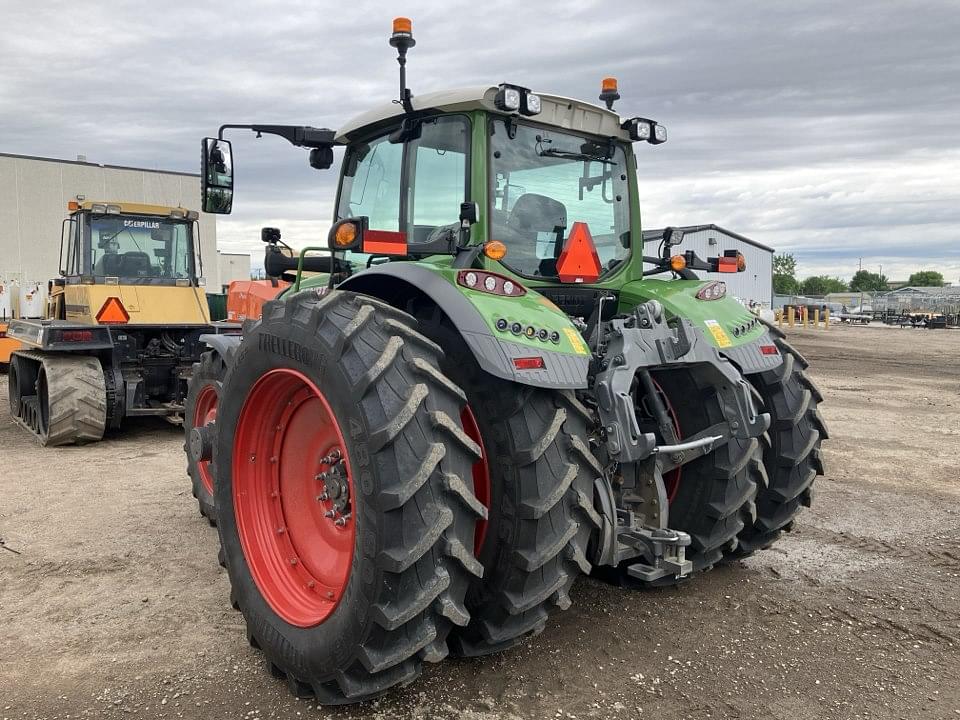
[906,270,944,287]
[773,273,799,295]
[773,253,797,277]
[849,270,888,292]
[800,275,849,296]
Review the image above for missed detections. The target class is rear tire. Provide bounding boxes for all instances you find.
[735,333,827,554]
[613,369,764,587]
[213,291,484,704]
[416,311,599,657]
[184,350,224,525]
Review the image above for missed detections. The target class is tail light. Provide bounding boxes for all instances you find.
[457,270,526,297]
[696,281,727,301]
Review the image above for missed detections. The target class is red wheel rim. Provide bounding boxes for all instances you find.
[651,379,683,504]
[460,405,490,555]
[193,385,218,495]
[233,368,355,628]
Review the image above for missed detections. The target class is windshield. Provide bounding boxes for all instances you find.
[489,119,630,279]
[87,215,194,279]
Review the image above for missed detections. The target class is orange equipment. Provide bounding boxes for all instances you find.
[226,279,290,322]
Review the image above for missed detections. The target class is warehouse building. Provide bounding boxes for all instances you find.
[643,224,774,307]
[217,251,252,292]
[0,152,218,288]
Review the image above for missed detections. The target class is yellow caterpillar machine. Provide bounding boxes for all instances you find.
[6,200,236,445]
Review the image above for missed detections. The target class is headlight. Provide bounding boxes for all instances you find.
[464,271,478,288]
[622,117,667,145]
[484,275,497,292]
[522,93,541,115]
[496,86,521,111]
[627,119,651,141]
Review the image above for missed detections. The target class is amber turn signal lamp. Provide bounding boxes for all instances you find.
[67,200,79,211]
[669,255,686,272]
[334,222,357,248]
[483,240,507,261]
[737,252,747,272]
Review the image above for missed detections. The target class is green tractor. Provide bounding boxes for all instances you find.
[186,18,827,704]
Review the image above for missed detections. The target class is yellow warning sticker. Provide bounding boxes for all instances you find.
[704,319,732,348]
[563,327,589,355]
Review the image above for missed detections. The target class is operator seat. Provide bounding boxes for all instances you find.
[505,193,567,276]
[97,253,123,276]
[119,252,153,277]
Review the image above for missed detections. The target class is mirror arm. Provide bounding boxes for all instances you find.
[217,124,340,149]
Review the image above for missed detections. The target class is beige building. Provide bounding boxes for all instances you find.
[0,152,218,287]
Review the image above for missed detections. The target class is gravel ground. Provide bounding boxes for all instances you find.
[1,324,958,720]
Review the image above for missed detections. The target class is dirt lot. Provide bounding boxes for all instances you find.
[1,325,958,720]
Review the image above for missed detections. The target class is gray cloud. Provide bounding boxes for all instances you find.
[2,0,958,282]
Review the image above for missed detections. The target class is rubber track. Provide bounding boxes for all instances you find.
[218,291,484,704]
[11,350,106,446]
[734,334,827,555]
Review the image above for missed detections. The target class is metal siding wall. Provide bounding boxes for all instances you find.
[644,229,773,306]
[0,156,218,288]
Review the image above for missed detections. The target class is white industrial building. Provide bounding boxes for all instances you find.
[217,251,252,292]
[0,152,219,289]
[643,224,774,307]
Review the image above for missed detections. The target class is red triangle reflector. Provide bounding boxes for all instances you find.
[96,296,130,324]
[556,222,602,283]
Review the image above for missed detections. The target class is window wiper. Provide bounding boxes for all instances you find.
[538,147,616,165]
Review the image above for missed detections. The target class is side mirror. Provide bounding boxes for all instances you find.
[201,137,234,214]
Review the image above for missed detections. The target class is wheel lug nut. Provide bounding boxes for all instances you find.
[334,517,346,527]
[324,510,336,518]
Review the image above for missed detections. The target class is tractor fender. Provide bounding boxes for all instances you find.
[339,264,589,389]
[199,333,243,368]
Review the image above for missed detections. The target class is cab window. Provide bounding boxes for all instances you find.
[337,114,470,249]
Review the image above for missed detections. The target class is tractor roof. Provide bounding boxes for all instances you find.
[74,201,195,217]
[335,85,632,143]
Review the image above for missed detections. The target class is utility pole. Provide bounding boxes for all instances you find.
[858,257,863,312]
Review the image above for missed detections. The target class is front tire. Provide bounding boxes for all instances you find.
[213,291,484,704]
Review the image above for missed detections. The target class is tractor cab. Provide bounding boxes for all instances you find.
[54,201,209,324]
[61,201,202,286]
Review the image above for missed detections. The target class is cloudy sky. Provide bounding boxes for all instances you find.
[2,0,957,282]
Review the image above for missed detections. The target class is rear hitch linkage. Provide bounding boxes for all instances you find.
[590,300,771,581]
